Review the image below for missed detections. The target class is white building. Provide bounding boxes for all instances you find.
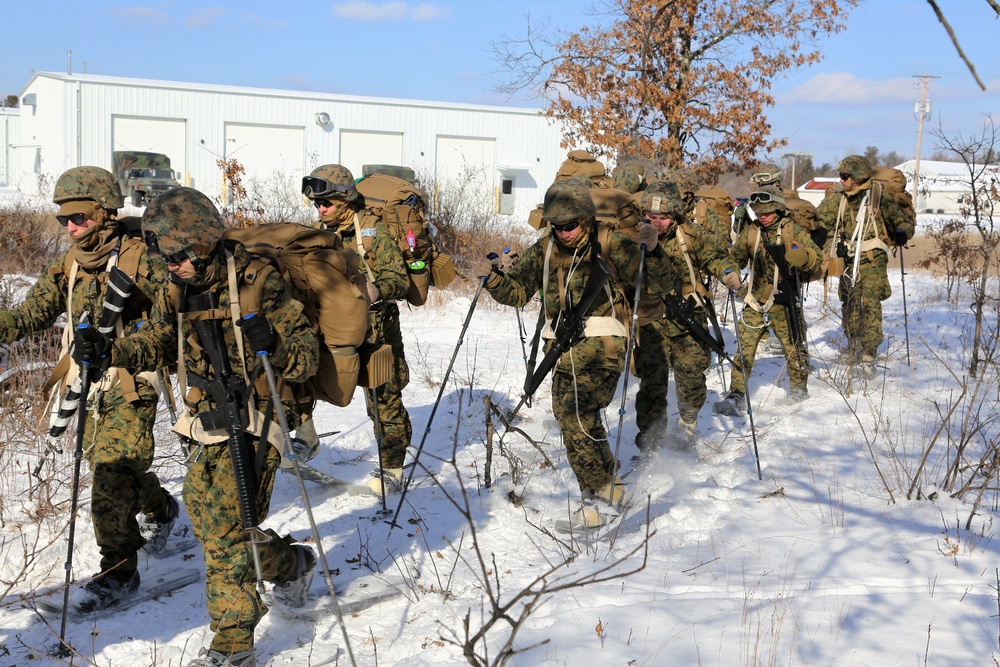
[0,107,18,187]
[8,72,575,218]
[896,159,1000,215]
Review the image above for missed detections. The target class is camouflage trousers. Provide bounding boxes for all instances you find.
[550,335,625,496]
[839,251,891,358]
[370,304,412,470]
[184,440,300,654]
[729,304,808,394]
[83,394,172,575]
[634,319,712,438]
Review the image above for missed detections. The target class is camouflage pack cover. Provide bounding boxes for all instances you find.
[751,163,783,186]
[640,180,684,216]
[611,163,645,194]
[555,150,607,183]
[224,223,371,406]
[872,165,916,223]
[542,177,597,224]
[307,164,360,203]
[361,164,417,183]
[141,186,224,255]
[837,155,873,182]
[667,168,699,198]
[53,166,124,209]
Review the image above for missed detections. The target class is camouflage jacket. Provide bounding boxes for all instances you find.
[488,227,674,330]
[335,209,409,304]
[642,221,740,336]
[0,232,172,407]
[730,216,822,311]
[687,204,730,245]
[816,181,913,260]
[114,242,318,416]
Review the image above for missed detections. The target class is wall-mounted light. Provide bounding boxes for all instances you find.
[315,112,331,127]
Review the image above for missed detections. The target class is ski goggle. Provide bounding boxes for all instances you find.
[56,213,87,227]
[550,219,581,233]
[751,170,781,184]
[748,191,780,205]
[301,176,356,199]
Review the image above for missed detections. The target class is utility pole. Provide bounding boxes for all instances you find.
[781,151,813,190]
[912,73,939,210]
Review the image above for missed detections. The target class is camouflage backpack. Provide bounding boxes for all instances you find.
[223,223,372,407]
[872,166,916,225]
[354,172,456,306]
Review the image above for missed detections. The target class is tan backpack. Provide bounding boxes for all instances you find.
[224,223,372,407]
[694,185,734,223]
[781,190,820,231]
[355,173,455,306]
[527,186,641,238]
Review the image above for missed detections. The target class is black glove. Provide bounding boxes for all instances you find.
[892,228,908,246]
[72,324,110,373]
[237,314,278,355]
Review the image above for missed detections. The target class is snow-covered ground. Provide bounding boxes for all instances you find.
[0,245,997,666]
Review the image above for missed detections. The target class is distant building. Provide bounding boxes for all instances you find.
[7,72,576,218]
[796,176,839,206]
[896,159,1000,215]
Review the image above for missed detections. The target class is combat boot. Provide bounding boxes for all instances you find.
[365,467,403,496]
[787,386,809,403]
[72,569,140,614]
[571,476,629,529]
[713,390,745,416]
[187,647,256,667]
[672,416,699,450]
[139,493,180,555]
[271,544,317,609]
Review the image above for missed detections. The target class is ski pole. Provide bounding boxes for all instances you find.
[898,244,911,367]
[257,352,357,667]
[55,319,96,657]
[612,235,647,464]
[388,275,488,533]
[728,292,762,480]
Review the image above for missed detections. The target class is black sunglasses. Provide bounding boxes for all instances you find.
[551,219,581,233]
[143,230,191,264]
[57,213,87,227]
[839,173,851,181]
[312,199,334,209]
[301,176,356,199]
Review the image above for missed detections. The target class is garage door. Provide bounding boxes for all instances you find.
[435,136,496,215]
[339,130,404,180]
[111,116,186,178]
[224,123,305,206]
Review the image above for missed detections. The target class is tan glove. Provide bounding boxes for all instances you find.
[365,280,381,304]
[636,223,658,250]
[723,271,742,291]
[785,245,810,270]
[476,253,502,281]
[500,248,518,272]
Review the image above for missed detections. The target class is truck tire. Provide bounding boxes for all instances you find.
[131,190,144,207]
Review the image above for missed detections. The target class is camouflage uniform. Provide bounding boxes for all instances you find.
[483,180,673,496]
[0,167,175,581]
[116,187,319,656]
[632,183,740,449]
[727,190,823,395]
[306,165,412,472]
[816,156,913,359]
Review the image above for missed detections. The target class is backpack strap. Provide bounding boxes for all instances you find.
[352,211,377,283]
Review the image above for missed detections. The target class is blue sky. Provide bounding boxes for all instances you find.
[5,1,998,169]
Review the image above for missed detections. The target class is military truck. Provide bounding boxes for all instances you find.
[113,151,181,207]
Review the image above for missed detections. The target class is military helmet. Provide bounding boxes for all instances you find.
[542,177,596,224]
[141,187,225,256]
[837,155,873,182]
[748,185,786,216]
[52,166,124,209]
[639,180,684,216]
[302,164,359,203]
[612,163,645,194]
[751,163,782,186]
[667,168,699,198]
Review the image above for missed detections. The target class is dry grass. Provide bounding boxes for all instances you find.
[0,203,63,274]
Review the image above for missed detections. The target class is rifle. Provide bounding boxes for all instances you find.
[764,244,806,365]
[505,256,612,423]
[661,290,733,364]
[184,291,268,587]
[38,267,135,477]
[522,297,546,409]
